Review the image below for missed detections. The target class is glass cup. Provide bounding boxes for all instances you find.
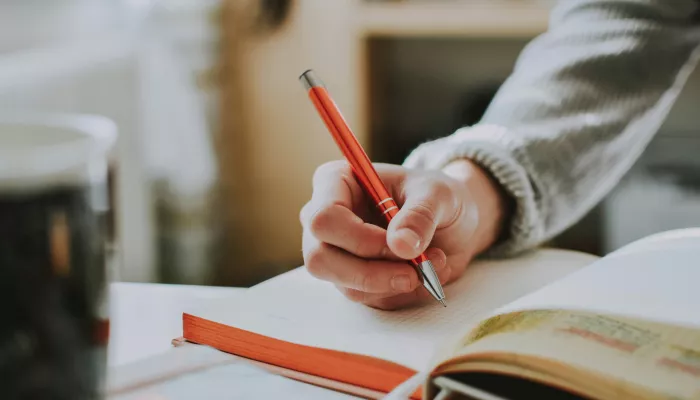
[0,113,116,400]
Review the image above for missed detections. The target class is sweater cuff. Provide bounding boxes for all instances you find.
[402,124,543,257]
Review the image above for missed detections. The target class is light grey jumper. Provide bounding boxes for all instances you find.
[403,0,700,257]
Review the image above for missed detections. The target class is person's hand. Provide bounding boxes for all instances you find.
[300,158,510,310]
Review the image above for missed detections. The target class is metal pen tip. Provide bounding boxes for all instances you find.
[417,260,446,306]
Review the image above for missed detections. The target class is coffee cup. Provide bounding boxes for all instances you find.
[0,113,116,400]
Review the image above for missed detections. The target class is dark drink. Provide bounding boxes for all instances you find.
[0,114,115,400]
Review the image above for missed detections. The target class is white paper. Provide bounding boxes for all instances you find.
[189,249,597,370]
[490,228,700,330]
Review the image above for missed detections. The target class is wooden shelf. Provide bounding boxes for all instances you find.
[359,1,552,38]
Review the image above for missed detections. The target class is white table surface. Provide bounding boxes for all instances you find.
[108,282,239,367]
[107,282,357,399]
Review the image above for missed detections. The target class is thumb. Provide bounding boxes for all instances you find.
[386,180,458,260]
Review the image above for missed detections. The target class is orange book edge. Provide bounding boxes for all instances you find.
[182,313,423,399]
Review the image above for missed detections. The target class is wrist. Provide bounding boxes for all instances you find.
[441,158,511,255]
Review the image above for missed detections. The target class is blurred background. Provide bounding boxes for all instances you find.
[3,0,699,289]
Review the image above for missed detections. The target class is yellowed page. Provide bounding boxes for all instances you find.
[439,310,700,400]
[183,249,596,370]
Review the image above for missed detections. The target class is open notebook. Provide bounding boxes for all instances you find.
[104,229,700,400]
[176,229,700,400]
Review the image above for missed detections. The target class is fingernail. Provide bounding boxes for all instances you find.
[396,229,421,250]
[391,274,412,292]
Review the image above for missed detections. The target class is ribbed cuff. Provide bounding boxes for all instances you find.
[402,124,543,257]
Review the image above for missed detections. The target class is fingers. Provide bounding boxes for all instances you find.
[301,160,402,260]
[303,230,427,294]
[300,161,359,224]
[386,179,460,260]
[305,202,396,259]
[337,249,452,310]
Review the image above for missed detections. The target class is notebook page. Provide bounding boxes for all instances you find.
[488,228,700,329]
[186,249,597,370]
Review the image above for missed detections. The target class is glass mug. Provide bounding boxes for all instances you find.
[0,114,116,400]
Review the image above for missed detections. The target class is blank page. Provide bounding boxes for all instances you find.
[186,249,597,370]
[491,228,700,330]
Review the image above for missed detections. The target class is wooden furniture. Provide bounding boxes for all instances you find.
[216,0,553,286]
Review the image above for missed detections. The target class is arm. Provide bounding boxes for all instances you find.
[404,0,700,256]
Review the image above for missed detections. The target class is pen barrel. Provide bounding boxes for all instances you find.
[303,71,441,301]
[307,87,392,206]
[305,81,428,267]
[377,198,399,220]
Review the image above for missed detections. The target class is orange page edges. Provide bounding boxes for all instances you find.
[182,313,422,399]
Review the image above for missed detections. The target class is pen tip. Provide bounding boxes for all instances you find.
[439,298,447,307]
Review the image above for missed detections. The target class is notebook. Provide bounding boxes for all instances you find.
[178,229,700,400]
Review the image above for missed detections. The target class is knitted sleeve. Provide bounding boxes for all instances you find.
[403,0,700,257]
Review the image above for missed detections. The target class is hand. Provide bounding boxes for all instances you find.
[300,159,509,310]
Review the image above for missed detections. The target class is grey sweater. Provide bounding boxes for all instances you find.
[403,0,700,257]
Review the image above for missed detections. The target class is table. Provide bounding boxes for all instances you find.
[107,282,357,399]
[108,282,238,367]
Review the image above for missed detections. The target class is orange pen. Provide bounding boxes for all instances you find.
[299,69,446,306]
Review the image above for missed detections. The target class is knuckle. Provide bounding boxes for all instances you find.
[313,160,348,182]
[299,201,313,226]
[353,269,374,293]
[352,240,367,258]
[309,205,334,235]
[352,237,377,258]
[406,202,437,227]
[304,245,327,277]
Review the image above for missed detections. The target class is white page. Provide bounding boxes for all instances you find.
[489,228,700,330]
[186,249,597,370]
